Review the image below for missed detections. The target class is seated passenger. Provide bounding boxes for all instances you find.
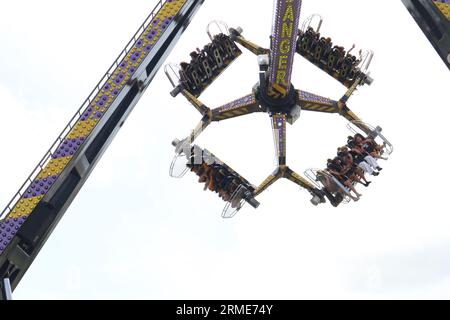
[337,147,370,188]
[210,165,230,195]
[205,165,217,192]
[354,133,388,160]
[179,60,202,94]
[210,165,242,204]
[301,28,319,52]
[348,137,381,173]
[326,157,361,201]
[338,146,372,187]
[333,45,346,68]
[187,162,209,188]
[306,27,320,41]
[218,175,234,202]
[189,51,200,66]
[345,45,359,70]
[179,62,192,85]
[322,37,333,59]
[220,174,236,202]
[195,163,211,190]
[187,159,247,207]
[187,162,201,174]
[314,39,324,59]
[347,44,355,56]
[353,134,386,167]
[203,44,222,75]
[219,174,240,205]
[180,62,190,73]
[346,139,379,177]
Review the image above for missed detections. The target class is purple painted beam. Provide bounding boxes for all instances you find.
[268,0,302,97]
[272,113,287,165]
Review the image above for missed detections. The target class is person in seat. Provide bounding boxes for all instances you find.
[354,133,388,160]
[346,139,379,177]
[339,146,372,187]
[352,134,385,170]
[326,157,361,201]
[337,147,371,189]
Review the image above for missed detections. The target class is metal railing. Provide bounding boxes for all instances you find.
[0,0,166,220]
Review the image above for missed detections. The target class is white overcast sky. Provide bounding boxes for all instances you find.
[0,0,450,299]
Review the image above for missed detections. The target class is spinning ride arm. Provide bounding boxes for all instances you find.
[211,93,262,121]
[229,28,270,56]
[296,80,373,135]
[175,92,262,149]
[338,79,375,135]
[254,113,323,203]
[254,169,283,197]
[181,89,211,116]
[284,168,318,193]
[0,0,205,295]
[340,107,372,135]
[296,90,340,113]
[254,166,321,201]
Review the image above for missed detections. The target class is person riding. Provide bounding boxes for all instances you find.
[354,133,387,160]
[187,160,245,206]
[351,134,384,171]
[338,146,372,187]
[337,147,371,190]
[326,157,361,201]
[347,139,379,177]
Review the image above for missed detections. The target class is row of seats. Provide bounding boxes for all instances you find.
[297,27,363,82]
[178,33,241,96]
[187,157,247,209]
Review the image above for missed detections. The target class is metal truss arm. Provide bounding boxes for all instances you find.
[211,93,262,121]
[230,31,270,56]
[181,89,211,116]
[284,167,326,205]
[296,90,339,113]
[284,167,318,192]
[184,118,211,147]
[339,106,372,135]
[253,166,321,200]
[297,75,362,115]
[296,85,372,135]
[339,76,362,105]
[254,168,283,197]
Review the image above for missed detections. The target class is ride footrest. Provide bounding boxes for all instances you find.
[296,28,372,87]
[170,33,242,97]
